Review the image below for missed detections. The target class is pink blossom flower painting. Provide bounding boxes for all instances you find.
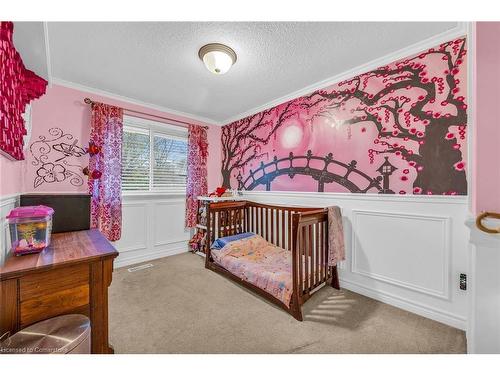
[221,38,468,195]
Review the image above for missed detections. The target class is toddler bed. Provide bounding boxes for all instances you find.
[205,200,340,321]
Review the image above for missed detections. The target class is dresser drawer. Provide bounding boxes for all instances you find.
[18,264,91,328]
[20,284,90,328]
[20,263,89,301]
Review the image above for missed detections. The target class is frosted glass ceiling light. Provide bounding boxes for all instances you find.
[199,43,237,75]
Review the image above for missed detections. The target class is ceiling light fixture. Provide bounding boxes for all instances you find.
[198,43,237,75]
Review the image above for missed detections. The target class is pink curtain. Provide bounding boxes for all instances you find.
[88,103,123,241]
[185,125,209,228]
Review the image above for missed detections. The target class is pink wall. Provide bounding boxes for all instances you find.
[0,84,221,196]
[206,124,222,192]
[474,22,500,214]
[0,156,25,196]
[27,85,91,193]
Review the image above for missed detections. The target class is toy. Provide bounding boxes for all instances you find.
[189,231,206,252]
[83,167,102,180]
[82,141,102,180]
[209,186,233,198]
[87,141,101,156]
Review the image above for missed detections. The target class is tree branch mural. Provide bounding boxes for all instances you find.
[221,37,468,195]
[221,100,299,187]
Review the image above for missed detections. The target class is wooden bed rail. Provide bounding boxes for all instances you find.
[290,210,333,318]
[206,200,320,253]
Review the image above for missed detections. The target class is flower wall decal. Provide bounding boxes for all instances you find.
[35,162,67,187]
[29,127,85,189]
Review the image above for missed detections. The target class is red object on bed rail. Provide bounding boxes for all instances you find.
[203,200,339,321]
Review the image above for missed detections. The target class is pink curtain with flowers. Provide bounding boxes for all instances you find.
[185,125,209,228]
[88,103,123,241]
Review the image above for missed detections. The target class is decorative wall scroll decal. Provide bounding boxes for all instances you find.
[29,127,86,189]
[52,140,86,161]
[221,37,468,195]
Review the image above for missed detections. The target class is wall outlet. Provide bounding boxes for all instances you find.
[460,273,467,290]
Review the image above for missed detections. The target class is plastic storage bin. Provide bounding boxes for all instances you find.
[6,205,54,256]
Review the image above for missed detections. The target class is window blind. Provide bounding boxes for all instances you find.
[122,126,150,191]
[152,133,188,191]
[122,116,188,193]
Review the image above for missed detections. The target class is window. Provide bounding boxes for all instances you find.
[122,115,188,193]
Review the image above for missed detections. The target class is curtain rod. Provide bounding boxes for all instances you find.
[83,97,208,129]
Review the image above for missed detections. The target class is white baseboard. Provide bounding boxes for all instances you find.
[340,278,466,330]
[114,244,189,269]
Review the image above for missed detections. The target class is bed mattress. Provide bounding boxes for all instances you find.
[211,234,293,307]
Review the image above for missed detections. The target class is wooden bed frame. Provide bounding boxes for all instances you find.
[204,200,340,321]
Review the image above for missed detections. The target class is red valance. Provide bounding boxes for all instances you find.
[1,21,48,160]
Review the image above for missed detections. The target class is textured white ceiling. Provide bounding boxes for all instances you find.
[13,22,49,81]
[47,22,461,124]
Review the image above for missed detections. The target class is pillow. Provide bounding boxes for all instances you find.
[211,232,255,250]
[223,235,269,258]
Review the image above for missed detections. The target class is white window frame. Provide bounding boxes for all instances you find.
[122,115,188,196]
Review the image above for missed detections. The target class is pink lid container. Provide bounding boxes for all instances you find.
[7,205,54,220]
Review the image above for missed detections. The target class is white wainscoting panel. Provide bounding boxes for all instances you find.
[0,194,19,266]
[118,202,149,253]
[113,194,190,268]
[241,191,469,329]
[351,210,450,300]
[153,199,189,246]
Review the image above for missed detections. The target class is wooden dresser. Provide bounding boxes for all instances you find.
[0,229,118,354]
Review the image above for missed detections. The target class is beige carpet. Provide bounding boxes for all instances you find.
[108,253,466,354]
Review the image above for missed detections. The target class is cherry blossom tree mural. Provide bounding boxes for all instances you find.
[221,37,468,195]
[221,100,298,188]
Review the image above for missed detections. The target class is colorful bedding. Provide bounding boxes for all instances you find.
[211,234,293,306]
